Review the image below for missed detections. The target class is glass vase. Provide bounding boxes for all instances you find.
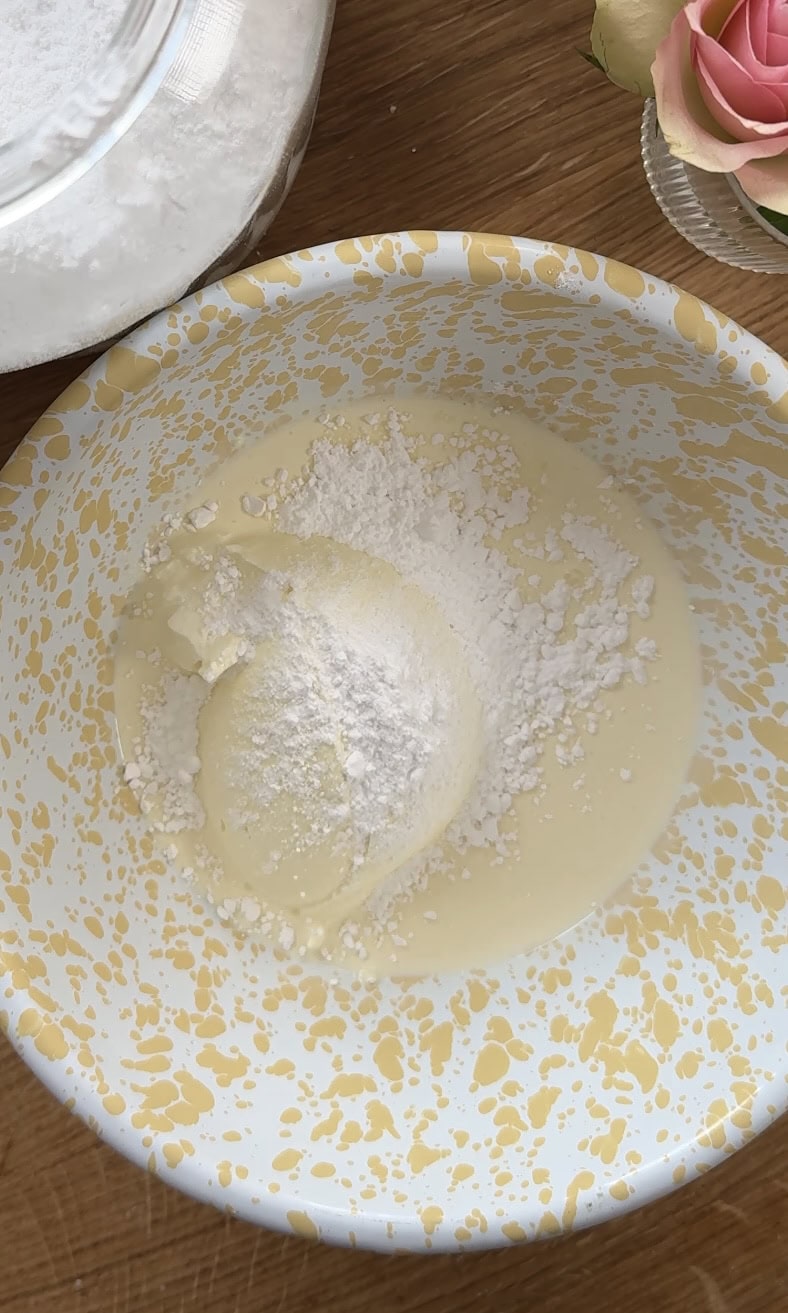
[640,98,788,273]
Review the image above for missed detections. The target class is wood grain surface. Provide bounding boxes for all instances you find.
[0,2,786,1310]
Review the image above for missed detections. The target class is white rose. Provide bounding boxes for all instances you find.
[590,0,686,96]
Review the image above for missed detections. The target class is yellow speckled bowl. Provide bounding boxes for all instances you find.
[1,233,786,1251]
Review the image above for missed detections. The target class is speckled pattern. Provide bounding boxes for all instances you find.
[0,233,785,1252]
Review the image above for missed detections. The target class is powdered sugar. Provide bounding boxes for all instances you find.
[275,410,656,867]
[123,672,207,833]
[121,403,663,966]
[225,576,454,867]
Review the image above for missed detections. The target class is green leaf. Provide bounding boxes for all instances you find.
[756,204,788,237]
[577,48,606,73]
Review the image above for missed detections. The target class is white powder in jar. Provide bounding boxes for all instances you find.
[0,0,330,368]
[1,1,126,141]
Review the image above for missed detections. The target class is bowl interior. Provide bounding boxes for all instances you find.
[0,233,785,1250]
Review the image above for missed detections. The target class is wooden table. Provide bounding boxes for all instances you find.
[1,2,786,1309]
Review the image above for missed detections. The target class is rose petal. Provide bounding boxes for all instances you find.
[695,34,788,120]
[768,0,788,39]
[653,9,788,169]
[705,49,788,115]
[721,0,788,82]
[695,50,788,134]
[693,0,742,39]
[735,152,788,208]
[591,0,686,96]
[687,1,788,117]
[766,30,788,62]
[761,75,788,115]
[721,0,764,65]
[748,0,770,61]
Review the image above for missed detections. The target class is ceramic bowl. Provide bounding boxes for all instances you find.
[1,233,785,1251]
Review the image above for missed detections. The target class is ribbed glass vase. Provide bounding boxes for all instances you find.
[640,98,788,273]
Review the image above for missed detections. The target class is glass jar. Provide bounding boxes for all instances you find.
[640,98,788,274]
[0,0,334,369]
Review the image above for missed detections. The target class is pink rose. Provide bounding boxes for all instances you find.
[654,0,788,211]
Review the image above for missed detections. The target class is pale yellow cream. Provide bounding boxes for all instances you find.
[114,396,701,976]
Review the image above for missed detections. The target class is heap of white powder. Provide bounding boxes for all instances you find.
[123,671,206,833]
[229,593,454,867]
[276,413,654,844]
[125,409,658,959]
[0,0,328,367]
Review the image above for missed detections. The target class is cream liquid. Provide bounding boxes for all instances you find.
[114,396,701,976]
